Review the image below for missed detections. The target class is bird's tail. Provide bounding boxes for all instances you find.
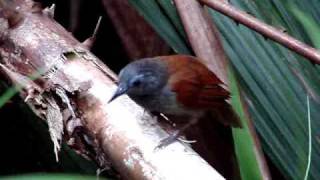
[210,104,242,128]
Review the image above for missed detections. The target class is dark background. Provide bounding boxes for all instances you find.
[0,0,129,176]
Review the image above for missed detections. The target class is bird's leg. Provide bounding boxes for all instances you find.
[155,117,198,149]
[159,113,176,127]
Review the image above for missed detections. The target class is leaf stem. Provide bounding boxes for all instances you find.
[304,95,312,180]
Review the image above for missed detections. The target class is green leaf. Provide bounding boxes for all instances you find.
[209,1,320,179]
[128,0,320,179]
[229,67,263,180]
[290,5,320,49]
[0,86,19,108]
[155,0,187,39]
[128,0,267,179]
[0,66,45,108]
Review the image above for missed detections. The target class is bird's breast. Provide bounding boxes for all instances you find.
[128,85,198,117]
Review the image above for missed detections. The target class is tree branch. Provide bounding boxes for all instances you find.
[0,0,225,179]
[199,0,320,65]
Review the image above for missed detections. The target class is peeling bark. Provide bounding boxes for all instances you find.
[0,0,225,179]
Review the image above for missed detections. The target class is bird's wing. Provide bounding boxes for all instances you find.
[159,55,229,109]
[159,55,242,127]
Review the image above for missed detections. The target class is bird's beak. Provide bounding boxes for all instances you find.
[108,84,128,103]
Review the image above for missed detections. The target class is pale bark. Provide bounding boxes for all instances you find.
[0,0,225,179]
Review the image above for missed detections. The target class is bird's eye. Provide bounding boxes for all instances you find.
[132,79,141,87]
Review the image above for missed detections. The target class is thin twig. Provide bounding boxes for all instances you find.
[82,16,102,49]
[92,16,102,40]
[304,95,312,180]
[199,0,320,65]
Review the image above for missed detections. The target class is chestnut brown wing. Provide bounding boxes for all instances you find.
[159,55,229,109]
[158,55,241,127]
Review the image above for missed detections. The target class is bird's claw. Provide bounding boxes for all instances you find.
[177,137,197,144]
[154,130,180,150]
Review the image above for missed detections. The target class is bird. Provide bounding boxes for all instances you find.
[109,55,242,148]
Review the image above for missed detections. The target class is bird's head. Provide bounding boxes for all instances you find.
[109,58,168,103]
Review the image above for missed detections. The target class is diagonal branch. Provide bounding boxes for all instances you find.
[199,0,320,65]
[0,0,225,179]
